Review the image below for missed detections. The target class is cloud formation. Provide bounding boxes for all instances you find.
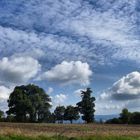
[0,86,13,100]
[38,61,92,86]
[97,71,140,114]
[0,0,140,114]
[0,0,139,67]
[53,94,67,106]
[101,71,140,100]
[0,56,41,84]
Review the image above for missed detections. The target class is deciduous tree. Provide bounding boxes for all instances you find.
[54,106,65,123]
[64,105,79,124]
[7,84,51,122]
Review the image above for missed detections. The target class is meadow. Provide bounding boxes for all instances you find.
[0,123,139,140]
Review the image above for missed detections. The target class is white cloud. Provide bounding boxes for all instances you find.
[0,0,139,67]
[108,71,140,100]
[38,61,92,86]
[0,86,13,100]
[0,25,105,66]
[0,56,41,84]
[0,85,14,111]
[95,100,126,115]
[97,71,140,114]
[61,10,138,47]
[53,94,67,105]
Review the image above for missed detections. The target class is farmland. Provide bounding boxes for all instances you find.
[0,123,139,140]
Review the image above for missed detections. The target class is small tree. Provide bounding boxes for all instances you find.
[54,106,65,123]
[64,105,79,124]
[77,88,95,123]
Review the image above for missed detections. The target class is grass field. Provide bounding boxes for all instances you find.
[0,123,139,140]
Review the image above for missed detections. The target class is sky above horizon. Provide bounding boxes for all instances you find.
[0,0,140,115]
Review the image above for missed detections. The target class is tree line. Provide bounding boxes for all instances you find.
[0,84,139,124]
[0,84,95,123]
[106,108,140,124]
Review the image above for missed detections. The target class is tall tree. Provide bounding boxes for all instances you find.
[77,88,95,123]
[64,105,79,124]
[7,84,51,122]
[54,106,65,123]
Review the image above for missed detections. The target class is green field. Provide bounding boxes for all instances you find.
[0,123,139,140]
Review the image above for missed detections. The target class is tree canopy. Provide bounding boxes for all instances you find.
[64,105,80,124]
[7,84,51,122]
[106,108,140,124]
[54,106,65,123]
[119,108,131,124]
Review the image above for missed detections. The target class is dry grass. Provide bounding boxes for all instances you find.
[0,123,139,137]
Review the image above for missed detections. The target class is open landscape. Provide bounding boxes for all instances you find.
[0,0,140,140]
[0,123,140,140]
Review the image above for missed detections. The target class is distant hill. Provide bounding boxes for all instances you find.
[95,114,119,122]
[63,114,119,124]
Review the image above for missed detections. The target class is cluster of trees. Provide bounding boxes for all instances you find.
[53,105,79,124]
[54,88,96,124]
[0,84,95,123]
[106,108,140,124]
[1,84,139,124]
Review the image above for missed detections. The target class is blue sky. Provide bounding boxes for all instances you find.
[0,0,140,115]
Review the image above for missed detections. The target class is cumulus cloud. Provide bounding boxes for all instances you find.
[97,71,140,114]
[101,71,140,100]
[53,94,67,105]
[37,61,92,86]
[0,0,140,113]
[0,56,41,84]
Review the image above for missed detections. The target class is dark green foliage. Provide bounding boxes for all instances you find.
[106,118,121,124]
[119,108,131,124]
[130,112,140,124]
[7,84,51,122]
[0,110,4,121]
[48,113,56,123]
[0,110,4,118]
[76,88,95,123]
[64,105,80,124]
[54,106,65,123]
[106,108,140,124]
[6,115,15,122]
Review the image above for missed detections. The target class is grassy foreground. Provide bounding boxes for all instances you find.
[0,135,140,140]
[0,123,140,139]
